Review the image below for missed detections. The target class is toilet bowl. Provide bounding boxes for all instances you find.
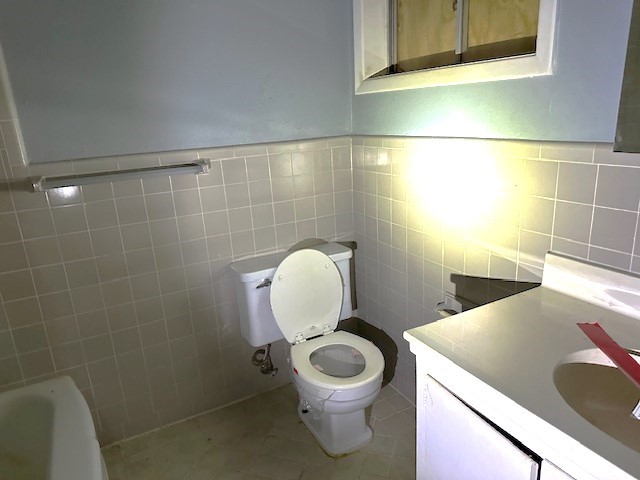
[270,249,384,456]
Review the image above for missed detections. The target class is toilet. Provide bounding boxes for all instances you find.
[230,243,384,456]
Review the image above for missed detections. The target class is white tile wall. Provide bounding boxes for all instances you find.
[352,136,640,403]
[0,137,354,444]
[2,128,640,445]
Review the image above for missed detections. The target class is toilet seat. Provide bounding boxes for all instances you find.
[271,249,384,392]
[291,331,384,391]
[270,249,343,344]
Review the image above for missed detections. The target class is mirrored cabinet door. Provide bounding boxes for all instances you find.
[615,0,640,152]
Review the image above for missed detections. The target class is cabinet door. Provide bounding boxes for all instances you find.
[423,376,539,480]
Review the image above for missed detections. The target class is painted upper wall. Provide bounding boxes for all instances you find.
[0,0,353,163]
[352,0,633,143]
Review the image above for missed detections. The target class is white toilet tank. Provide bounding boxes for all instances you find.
[230,243,353,347]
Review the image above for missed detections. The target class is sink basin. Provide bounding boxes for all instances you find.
[554,348,640,454]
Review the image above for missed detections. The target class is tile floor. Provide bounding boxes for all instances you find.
[103,383,416,480]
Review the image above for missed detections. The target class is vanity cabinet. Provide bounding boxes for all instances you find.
[418,373,576,480]
[421,375,540,480]
[407,253,640,480]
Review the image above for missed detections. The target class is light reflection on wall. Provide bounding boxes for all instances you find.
[407,139,503,230]
[403,136,542,271]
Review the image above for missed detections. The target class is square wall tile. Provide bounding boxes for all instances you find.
[45,315,80,346]
[556,163,597,204]
[268,154,292,178]
[176,215,205,242]
[200,186,227,212]
[23,237,61,268]
[271,178,294,202]
[4,296,42,329]
[17,210,55,239]
[96,254,128,282]
[0,331,16,359]
[71,285,104,314]
[76,310,109,338]
[149,219,180,246]
[112,178,143,198]
[32,264,68,294]
[65,259,99,288]
[203,211,229,237]
[524,160,558,198]
[0,242,29,273]
[83,334,115,363]
[51,205,88,234]
[207,235,232,260]
[58,232,93,261]
[0,213,21,243]
[145,193,175,220]
[19,349,54,379]
[101,278,133,307]
[173,190,202,216]
[39,291,73,321]
[112,327,142,355]
[221,159,247,184]
[590,207,636,253]
[13,324,48,354]
[115,196,147,225]
[51,341,85,370]
[0,357,22,386]
[125,249,156,276]
[130,273,161,301]
[0,270,35,301]
[85,200,118,229]
[553,201,593,244]
[91,227,123,256]
[588,247,632,270]
[121,223,152,251]
[225,183,250,209]
[595,166,640,211]
[246,156,270,181]
[106,303,137,332]
[181,239,208,266]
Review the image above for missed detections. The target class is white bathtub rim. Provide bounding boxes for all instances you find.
[0,375,103,480]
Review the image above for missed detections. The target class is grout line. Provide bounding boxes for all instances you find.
[586,164,600,259]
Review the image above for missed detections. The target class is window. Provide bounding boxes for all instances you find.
[353,0,558,94]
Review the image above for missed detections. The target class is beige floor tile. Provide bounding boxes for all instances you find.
[389,456,416,480]
[394,435,415,461]
[371,412,414,437]
[362,453,392,477]
[386,394,412,413]
[371,399,397,421]
[364,434,397,457]
[103,382,416,480]
[376,384,396,401]
[246,454,305,480]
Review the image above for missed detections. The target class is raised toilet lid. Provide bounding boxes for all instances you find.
[270,249,343,344]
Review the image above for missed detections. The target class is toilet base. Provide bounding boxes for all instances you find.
[298,403,373,457]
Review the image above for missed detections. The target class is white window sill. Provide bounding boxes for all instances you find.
[355,51,554,95]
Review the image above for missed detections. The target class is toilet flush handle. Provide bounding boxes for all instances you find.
[256,278,272,289]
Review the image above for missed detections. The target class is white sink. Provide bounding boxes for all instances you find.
[554,348,640,454]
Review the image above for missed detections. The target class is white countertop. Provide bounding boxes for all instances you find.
[405,253,640,480]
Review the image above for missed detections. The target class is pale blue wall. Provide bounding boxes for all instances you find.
[352,0,633,143]
[1,0,633,162]
[0,0,353,163]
